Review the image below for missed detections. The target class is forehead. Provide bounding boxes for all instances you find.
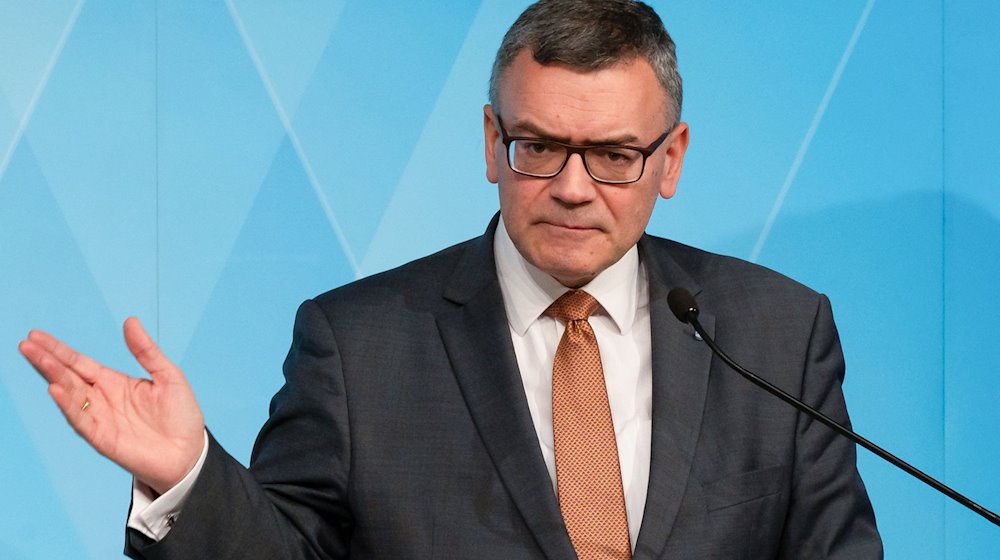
[496,50,670,140]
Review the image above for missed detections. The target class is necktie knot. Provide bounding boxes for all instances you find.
[545,290,600,323]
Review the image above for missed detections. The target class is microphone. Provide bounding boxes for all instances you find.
[666,287,1000,528]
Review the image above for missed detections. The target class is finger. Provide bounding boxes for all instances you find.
[19,337,72,387]
[24,329,109,385]
[48,381,90,420]
[123,317,180,381]
[22,341,93,423]
[18,337,90,397]
[48,380,106,446]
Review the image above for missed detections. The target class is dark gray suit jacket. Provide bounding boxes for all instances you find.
[126,217,882,559]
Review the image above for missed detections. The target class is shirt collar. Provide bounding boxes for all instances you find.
[494,216,642,336]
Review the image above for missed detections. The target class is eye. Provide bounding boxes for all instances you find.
[519,140,554,155]
[592,147,640,166]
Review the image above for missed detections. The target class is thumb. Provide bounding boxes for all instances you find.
[123,317,179,382]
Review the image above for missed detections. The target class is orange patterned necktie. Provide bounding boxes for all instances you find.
[546,290,632,560]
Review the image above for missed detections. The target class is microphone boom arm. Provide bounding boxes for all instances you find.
[670,288,1000,528]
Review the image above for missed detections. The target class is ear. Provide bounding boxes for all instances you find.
[484,104,501,184]
[657,121,690,199]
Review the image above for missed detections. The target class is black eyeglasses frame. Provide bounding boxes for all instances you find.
[495,115,672,185]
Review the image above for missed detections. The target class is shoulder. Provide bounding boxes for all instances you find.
[307,233,489,320]
[641,234,829,325]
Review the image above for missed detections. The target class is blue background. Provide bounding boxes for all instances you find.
[1,1,998,558]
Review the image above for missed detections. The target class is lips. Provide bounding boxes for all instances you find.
[538,220,602,232]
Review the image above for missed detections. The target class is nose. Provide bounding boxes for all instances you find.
[548,153,597,205]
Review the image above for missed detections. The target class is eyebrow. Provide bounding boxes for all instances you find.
[506,118,641,146]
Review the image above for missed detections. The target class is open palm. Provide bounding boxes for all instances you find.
[19,317,205,496]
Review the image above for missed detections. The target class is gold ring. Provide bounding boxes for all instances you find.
[81,399,90,412]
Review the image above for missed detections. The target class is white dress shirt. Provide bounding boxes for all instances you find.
[129,219,654,548]
[494,217,653,549]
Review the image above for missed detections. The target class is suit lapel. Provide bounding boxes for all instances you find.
[633,236,715,560]
[436,218,576,560]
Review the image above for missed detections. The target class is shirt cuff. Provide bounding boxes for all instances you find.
[126,430,210,541]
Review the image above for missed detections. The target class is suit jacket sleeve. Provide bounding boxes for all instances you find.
[777,294,882,558]
[125,298,353,560]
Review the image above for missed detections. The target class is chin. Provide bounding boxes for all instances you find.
[522,241,603,282]
[539,260,600,287]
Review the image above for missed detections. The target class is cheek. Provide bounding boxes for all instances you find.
[606,188,660,238]
[497,182,535,240]
[497,182,519,216]
[498,175,547,218]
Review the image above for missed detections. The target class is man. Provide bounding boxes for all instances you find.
[19,1,882,558]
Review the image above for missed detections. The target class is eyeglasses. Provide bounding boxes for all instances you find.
[496,115,672,185]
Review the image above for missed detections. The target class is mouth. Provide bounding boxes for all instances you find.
[539,220,601,232]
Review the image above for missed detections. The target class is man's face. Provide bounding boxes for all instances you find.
[484,50,689,288]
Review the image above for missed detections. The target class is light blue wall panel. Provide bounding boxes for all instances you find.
[0,2,156,559]
[1,2,998,558]
[944,1,1000,558]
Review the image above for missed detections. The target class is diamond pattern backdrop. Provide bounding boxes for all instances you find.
[1,1,998,558]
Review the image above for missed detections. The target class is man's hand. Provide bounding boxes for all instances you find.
[18,317,205,496]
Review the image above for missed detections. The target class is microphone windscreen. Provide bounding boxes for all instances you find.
[667,288,699,323]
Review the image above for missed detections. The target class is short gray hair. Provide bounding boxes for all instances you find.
[488,0,682,126]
